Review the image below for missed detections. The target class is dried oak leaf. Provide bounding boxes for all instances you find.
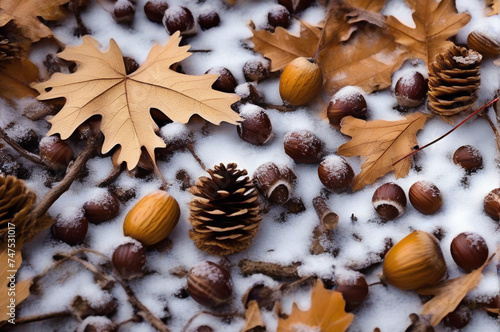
[0,0,69,43]
[243,300,266,332]
[386,0,471,67]
[277,279,354,332]
[33,32,240,170]
[0,58,38,100]
[486,0,499,16]
[337,113,432,191]
[417,255,495,326]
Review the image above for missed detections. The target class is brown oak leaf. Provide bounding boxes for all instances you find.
[33,32,240,170]
[486,0,499,16]
[243,300,266,332]
[0,58,38,100]
[0,0,69,43]
[386,0,471,66]
[417,255,495,326]
[337,113,432,190]
[277,279,354,332]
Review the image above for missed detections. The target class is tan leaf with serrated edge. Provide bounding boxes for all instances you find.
[418,255,495,326]
[338,113,432,190]
[277,279,354,332]
[386,0,471,66]
[32,32,240,170]
[0,58,38,100]
[0,0,69,43]
[250,20,320,72]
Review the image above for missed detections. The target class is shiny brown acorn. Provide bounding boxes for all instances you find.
[382,231,447,290]
[187,261,233,307]
[408,180,443,215]
[467,31,500,58]
[123,190,180,246]
[279,57,323,106]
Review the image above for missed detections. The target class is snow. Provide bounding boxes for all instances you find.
[0,0,499,331]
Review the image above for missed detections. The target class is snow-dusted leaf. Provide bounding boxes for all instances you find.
[243,300,266,332]
[337,113,432,190]
[33,32,240,170]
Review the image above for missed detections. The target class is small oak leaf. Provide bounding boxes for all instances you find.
[277,279,354,332]
[0,58,39,100]
[337,113,432,190]
[32,32,240,170]
[386,0,471,66]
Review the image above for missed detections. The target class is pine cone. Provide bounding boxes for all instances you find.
[428,45,482,121]
[189,163,262,256]
[0,175,52,245]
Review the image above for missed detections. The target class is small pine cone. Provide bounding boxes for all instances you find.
[189,163,262,256]
[428,45,482,121]
[0,175,52,244]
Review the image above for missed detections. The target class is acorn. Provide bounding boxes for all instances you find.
[484,188,500,220]
[123,56,139,75]
[112,242,147,280]
[39,136,75,170]
[235,82,264,105]
[267,4,290,29]
[237,105,273,145]
[317,155,355,192]
[279,57,323,106]
[144,0,169,24]
[186,261,233,307]
[327,86,367,127]
[284,129,324,164]
[335,274,369,312]
[382,231,447,290]
[408,180,443,215]
[467,31,500,58]
[394,71,428,108]
[198,10,220,30]
[243,59,270,83]
[443,305,471,329]
[205,67,238,93]
[372,183,407,221]
[252,162,296,205]
[278,0,313,13]
[112,0,135,24]
[83,191,120,224]
[453,145,483,173]
[163,6,197,36]
[51,211,88,246]
[450,232,489,272]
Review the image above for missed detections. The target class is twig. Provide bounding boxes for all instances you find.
[238,259,301,280]
[257,102,295,112]
[0,126,45,165]
[479,111,500,153]
[312,196,339,230]
[97,164,124,187]
[186,143,206,171]
[14,310,72,325]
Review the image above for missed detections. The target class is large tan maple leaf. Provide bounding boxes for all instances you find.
[337,113,432,190]
[386,0,471,66]
[0,0,69,43]
[33,32,240,170]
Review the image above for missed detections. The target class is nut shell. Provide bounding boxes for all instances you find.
[51,212,88,246]
[318,155,354,192]
[237,105,273,145]
[372,182,407,221]
[39,136,75,170]
[284,129,324,164]
[187,261,233,307]
[408,181,442,215]
[327,87,367,127]
[382,230,447,290]
[450,232,489,272]
[335,274,369,312]
[467,31,500,58]
[252,162,296,204]
[279,57,323,106]
[394,71,428,108]
[453,145,483,173]
[83,191,120,224]
[483,188,500,221]
[112,242,146,280]
[123,190,180,246]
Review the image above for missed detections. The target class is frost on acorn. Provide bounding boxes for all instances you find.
[279,57,323,106]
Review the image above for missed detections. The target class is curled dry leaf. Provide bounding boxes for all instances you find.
[33,32,240,170]
[417,254,495,326]
[277,279,354,332]
[0,58,39,100]
[243,300,266,332]
[338,113,432,190]
[386,0,471,66]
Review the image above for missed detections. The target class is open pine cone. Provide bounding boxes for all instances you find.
[428,45,482,121]
[189,163,262,256]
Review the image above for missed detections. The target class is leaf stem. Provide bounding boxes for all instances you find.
[0,126,45,165]
[186,143,207,171]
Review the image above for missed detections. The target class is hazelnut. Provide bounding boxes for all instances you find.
[123,56,139,75]
[51,211,88,246]
[284,129,324,164]
[144,0,169,24]
[372,182,407,221]
[278,0,313,13]
[237,105,273,145]
[187,261,233,307]
[112,0,135,24]
[450,232,489,272]
[112,242,147,280]
[394,71,428,108]
[243,59,270,83]
[327,87,367,128]
[335,274,369,312]
[205,67,238,93]
[279,57,323,106]
[467,31,500,58]
[318,155,355,192]
[443,306,471,329]
[408,180,443,215]
[163,6,197,36]
[268,5,290,29]
[453,145,483,173]
[252,162,296,204]
[83,191,121,224]
[198,10,220,30]
[235,82,264,105]
[39,135,75,170]
[484,188,500,220]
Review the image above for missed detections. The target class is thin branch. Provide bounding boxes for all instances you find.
[238,259,301,280]
[97,164,124,187]
[0,126,45,165]
[479,111,500,153]
[186,143,206,171]
[14,310,72,325]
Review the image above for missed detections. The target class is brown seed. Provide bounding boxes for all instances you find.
[284,129,324,164]
[372,183,407,221]
[83,191,121,224]
[278,0,313,13]
[317,155,354,192]
[450,232,489,272]
[268,4,290,29]
[187,261,233,307]
[237,105,273,145]
[112,242,147,280]
[51,210,88,246]
[243,59,270,83]
[205,67,238,93]
[484,187,500,221]
[394,71,428,108]
[408,180,443,215]
[39,136,75,170]
[253,162,296,205]
[453,145,483,173]
[144,0,169,24]
[112,0,135,24]
[198,10,220,30]
[335,274,369,312]
[327,87,367,128]
[163,6,197,36]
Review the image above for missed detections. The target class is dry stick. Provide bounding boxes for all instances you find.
[0,126,45,165]
[238,259,301,280]
[97,164,124,188]
[479,111,500,153]
[312,196,339,230]
[14,310,73,325]
[393,97,500,167]
[186,142,207,171]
